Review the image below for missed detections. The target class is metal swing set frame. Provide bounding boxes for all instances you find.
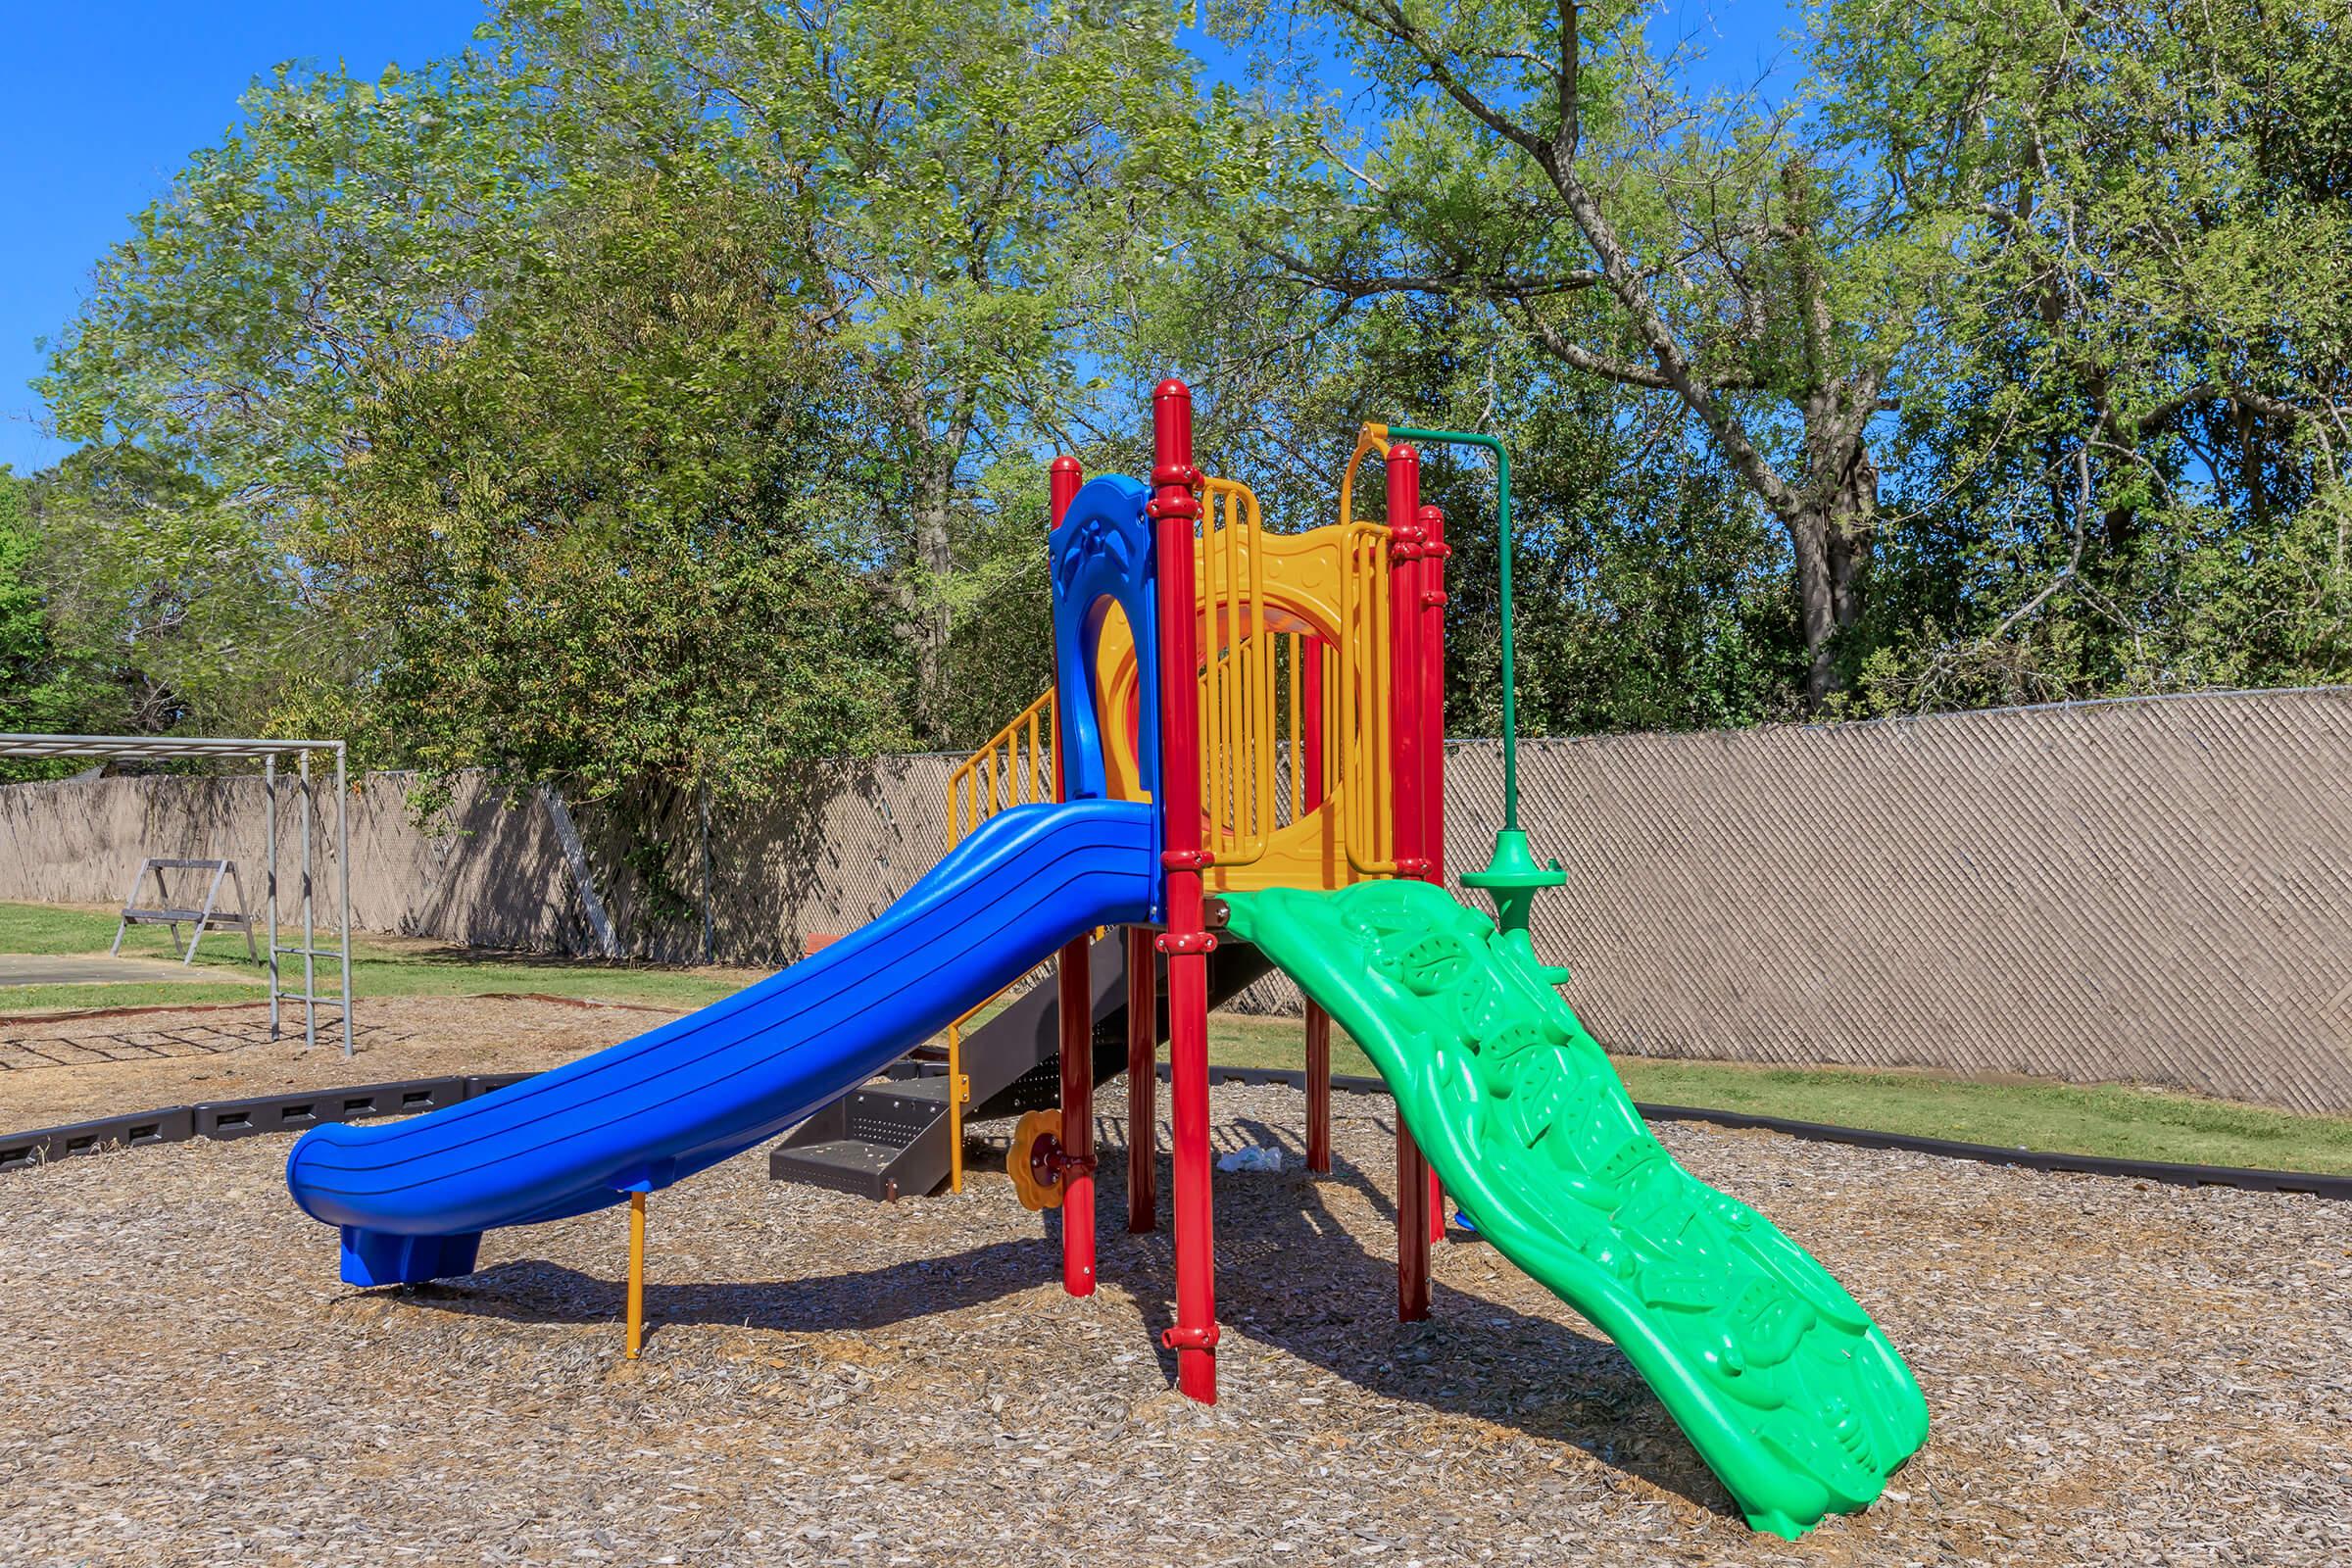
[0,733,356,1057]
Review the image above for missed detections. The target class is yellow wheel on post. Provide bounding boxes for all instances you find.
[1008,1108,1065,1211]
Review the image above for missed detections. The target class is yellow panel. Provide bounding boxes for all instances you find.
[1095,611,1148,803]
[1092,480,1393,893]
[946,688,1054,848]
[1006,466,1398,897]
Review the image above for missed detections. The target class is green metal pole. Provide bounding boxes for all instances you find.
[1386,426,1515,830]
[1383,424,1562,934]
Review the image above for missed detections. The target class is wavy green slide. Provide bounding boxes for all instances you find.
[1222,881,1930,1539]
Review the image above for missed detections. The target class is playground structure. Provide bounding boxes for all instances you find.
[283,380,1929,1538]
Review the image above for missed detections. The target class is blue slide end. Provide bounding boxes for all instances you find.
[340,1226,482,1287]
[286,800,1155,1285]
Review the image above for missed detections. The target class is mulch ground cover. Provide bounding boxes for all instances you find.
[3,1082,2346,1567]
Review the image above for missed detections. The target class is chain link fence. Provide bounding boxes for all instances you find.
[4,687,2347,1113]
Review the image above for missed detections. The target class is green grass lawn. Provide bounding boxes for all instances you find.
[0,902,747,1015]
[1192,1013,2352,1176]
[7,900,2350,1173]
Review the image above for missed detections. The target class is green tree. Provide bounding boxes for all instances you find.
[1181,290,1804,734]
[1825,0,2352,708]
[488,0,1218,735]
[40,57,535,518]
[312,172,909,804]
[26,447,320,739]
[1211,0,1959,710]
[0,469,93,775]
[40,0,1224,770]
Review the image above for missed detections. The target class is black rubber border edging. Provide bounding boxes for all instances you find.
[1,1074,513,1173]
[4,1061,2345,1200]
[1133,1062,2352,1201]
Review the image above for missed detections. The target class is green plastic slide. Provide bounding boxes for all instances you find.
[1222,881,1930,1539]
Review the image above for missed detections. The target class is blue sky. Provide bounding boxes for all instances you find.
[0,1,1802,474]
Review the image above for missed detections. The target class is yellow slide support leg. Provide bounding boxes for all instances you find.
[625,1192,647,1359]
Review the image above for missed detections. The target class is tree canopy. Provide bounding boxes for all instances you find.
[12,0,2348,802]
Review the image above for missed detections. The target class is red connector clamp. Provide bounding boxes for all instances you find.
[1155,930,1219,956]
[1394,857,1434,879]
[1160,1323,1221,1351]
[1421,591,1448,610]
[1161,848,1215,870]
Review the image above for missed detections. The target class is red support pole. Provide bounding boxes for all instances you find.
[1304,1003,1332,1174]
[1050,454,1084,528]
[1385,445,1434,1321]
[1300,633,1330,1171]
[1387,446,1425,882]
[1056,942,1095,1295]
[1151,378,1219,1401]
[1418,504,1448,881]
[1417,502,1450,1245]
[1127,924,1157,1232]
[1396,1122,1431,1317]
[1049,454,1095,1298]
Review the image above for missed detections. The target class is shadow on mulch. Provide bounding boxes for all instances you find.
[389,1114,1737,1524]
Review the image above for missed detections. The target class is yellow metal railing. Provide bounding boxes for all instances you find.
[948,688,1056,848]
[1325,431,1399,873]
[1199,476,1274,867]
[1334,520,1395,873]
[942,1013,974,1193]
[1339,421,1391,530]
[939,688,1056,1191]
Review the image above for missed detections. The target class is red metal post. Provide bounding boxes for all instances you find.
[1387,445,1425,883]
[1396,1121,1432,1318]
[1418,504,1448,880]
[1049,455,1096,1298]
[1299,632,1331,1170]
[1384,445,1435,1320]
[1151,378,1220,1401]
[1304,1004,1332,1174]
[1050,454,1085,526]
[1056,947,1095,1295]
[1127,925,1157,1232]
[1417,501,1450,1245]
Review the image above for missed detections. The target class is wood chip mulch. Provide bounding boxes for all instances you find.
[2,1083,2346,1566]
[0,998,651,1131]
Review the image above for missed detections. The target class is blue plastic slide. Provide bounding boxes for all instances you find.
[286,800,1155,1285]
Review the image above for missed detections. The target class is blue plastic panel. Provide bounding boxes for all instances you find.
[1049,474,1162,922]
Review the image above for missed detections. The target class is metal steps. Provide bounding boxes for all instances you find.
[767,932,1272,1200]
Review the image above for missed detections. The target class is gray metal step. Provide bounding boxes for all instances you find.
[768,932,1271,1201]
[764,1135,913,1200]
[765,1081,955,1202]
